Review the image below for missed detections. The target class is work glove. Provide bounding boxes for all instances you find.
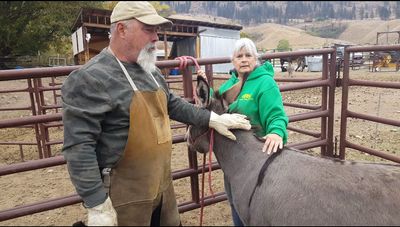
[209,111,251,140]
[87,196,117,226]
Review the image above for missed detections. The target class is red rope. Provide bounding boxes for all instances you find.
[200,152,206,226]
[208,129,215,197]
[174,56,201,71]
[199,129,215,226]
[174,56,215,226]
[174,56,202,105]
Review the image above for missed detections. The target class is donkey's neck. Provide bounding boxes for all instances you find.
[212,130,267,179]
[211,129,272,225]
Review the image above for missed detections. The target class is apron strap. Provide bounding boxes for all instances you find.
[108,46,160,91]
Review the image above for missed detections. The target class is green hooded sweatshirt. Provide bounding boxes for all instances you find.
[217,61,288,144]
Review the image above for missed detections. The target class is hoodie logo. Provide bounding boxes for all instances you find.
[240,93,253,101]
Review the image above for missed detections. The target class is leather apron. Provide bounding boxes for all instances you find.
[109,53,180,226]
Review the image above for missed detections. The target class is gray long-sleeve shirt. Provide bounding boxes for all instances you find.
[61,48,210,207]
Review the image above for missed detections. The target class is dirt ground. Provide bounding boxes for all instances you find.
[0,65,399,226]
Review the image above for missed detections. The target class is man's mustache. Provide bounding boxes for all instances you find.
[145,44,156,52]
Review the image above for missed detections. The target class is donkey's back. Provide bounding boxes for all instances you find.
[218,131,400,226]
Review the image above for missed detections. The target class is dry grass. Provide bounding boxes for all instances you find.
[243,19,400,50]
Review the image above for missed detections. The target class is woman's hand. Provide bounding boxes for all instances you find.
[262,134,283,154]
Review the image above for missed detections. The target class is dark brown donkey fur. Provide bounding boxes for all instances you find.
[187,76,400,226]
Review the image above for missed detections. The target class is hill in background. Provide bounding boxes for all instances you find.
[245,18,400,50]
[164,1,400,26]
[242,22,352,50]
[164,1,400,50]
[337,19,400,45]
[176,12,400,51]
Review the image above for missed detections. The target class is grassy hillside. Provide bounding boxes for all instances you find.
[244,18,400,50]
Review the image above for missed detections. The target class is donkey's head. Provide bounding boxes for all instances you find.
[186,76,231,153]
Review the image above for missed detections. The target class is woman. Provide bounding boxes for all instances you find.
[198,38,288,226]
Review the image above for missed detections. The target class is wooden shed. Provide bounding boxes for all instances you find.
[71,8,242,72]
[71,8,111,65]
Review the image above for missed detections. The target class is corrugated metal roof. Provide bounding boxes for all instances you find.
[167,14,242,31]
[71,8,242,33]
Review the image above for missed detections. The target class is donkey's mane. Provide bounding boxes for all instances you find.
[248,148,283,207]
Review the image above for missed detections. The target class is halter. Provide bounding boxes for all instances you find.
[187,127,210,149]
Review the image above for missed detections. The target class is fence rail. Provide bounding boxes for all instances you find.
[339,44,400,162]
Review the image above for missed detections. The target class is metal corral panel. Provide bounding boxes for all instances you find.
[199,26,240,73]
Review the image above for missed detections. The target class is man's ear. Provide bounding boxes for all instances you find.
[116,22,128,38]
[196,75,210,108]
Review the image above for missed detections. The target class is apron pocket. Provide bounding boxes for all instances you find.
[154,115,172,144]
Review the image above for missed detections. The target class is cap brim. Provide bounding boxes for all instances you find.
[136,14,173,28]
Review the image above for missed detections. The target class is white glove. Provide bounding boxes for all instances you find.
[87,196,118,226]
[209,111,251,140]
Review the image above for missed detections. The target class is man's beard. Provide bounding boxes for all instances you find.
[137,43,157,74]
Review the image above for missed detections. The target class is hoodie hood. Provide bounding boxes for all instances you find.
[231,60,275,82]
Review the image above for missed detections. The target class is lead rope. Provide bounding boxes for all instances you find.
[174,56,202,105]
[199,129,215,226]
[208,129,215,196]
[175,56,215,226]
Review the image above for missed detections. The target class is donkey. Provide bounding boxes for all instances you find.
[187,76,400,226]
[280,56,307,72]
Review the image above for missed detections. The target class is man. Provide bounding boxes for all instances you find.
[61,1,251,226]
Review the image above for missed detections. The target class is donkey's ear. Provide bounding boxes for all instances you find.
[196,75,210,108]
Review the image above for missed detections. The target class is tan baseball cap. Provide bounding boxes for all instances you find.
[110,1,173,27]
